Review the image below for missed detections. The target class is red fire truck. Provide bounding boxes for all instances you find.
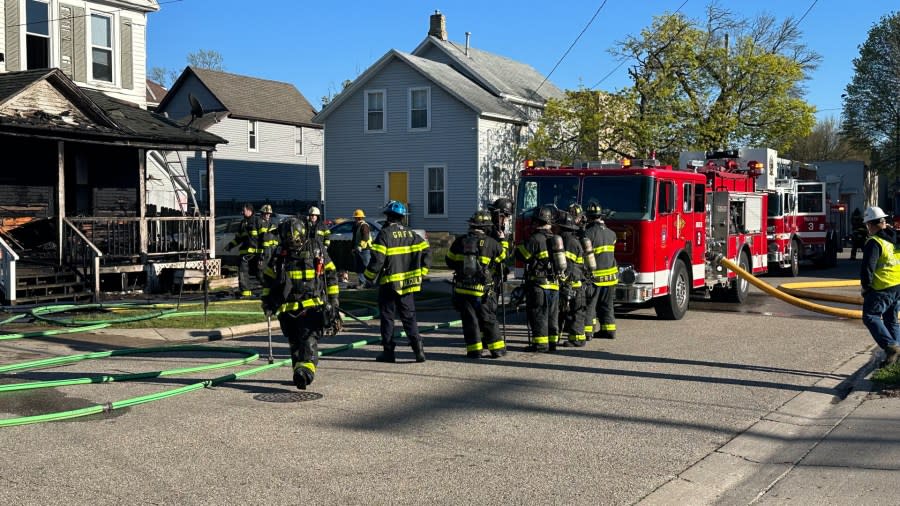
[514,157,768,320]
[681,149,839,277]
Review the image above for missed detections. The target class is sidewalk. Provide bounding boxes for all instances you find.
[640,346,900,504]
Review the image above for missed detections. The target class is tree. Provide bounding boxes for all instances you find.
[320,79,353,109]
[841,12,900,180]
[528,4,819,165]
[149,49,226,88]
[786,116,867,162]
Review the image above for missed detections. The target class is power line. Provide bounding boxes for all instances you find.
[534,1,609,96]
[590,0,690,90]
[796,0,818,25]
[5,0,184,30]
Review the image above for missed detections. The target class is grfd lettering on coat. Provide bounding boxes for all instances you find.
[392,230,414,239]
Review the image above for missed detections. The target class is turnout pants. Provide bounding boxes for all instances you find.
[525,284,559,351]
[595,285,616,338]
[238,254,258,297]
[454,292,504,355]
[559,285,586,345]
[278,309,323,386]
[378,285,423,351]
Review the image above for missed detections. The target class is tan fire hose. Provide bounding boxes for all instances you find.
[718,257,862,319]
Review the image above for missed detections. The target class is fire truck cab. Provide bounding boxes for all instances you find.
[514,156,768,320]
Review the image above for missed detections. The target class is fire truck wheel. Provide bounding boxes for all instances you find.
[727,252,751,303]
[653,260,689,320]
[784,240,800,277]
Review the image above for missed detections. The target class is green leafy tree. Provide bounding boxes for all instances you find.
[529,4,819,165]
[841,12,900,180]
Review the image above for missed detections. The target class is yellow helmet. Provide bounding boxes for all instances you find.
[353,209,366,218]
[260,204,273,214]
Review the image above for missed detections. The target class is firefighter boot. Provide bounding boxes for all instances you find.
[375,347,396,363]
[467,350,482,359]
[596,330,616,340]
[411,340,427,363]
[292,367,313,390]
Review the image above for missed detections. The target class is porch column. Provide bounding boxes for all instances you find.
[138,148,147,254]
[57,141,65,266]
[207,152,216,258]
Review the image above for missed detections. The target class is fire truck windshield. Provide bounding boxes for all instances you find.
[797,182,825,214]
[517,176,579,215]
[583,175,656,220]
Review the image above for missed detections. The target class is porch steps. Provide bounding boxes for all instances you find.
[13,264,93,305]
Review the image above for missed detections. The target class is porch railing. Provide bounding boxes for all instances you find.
[67,216,211,261]
[0,236,19,304]
[62,218,102,302]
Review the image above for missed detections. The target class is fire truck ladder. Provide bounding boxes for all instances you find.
[147,150,200,215]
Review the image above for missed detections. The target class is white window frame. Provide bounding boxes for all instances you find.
[364,89,386,133]
[408,86,431,131]
[294,126,303,156]
[423,164,448,218]
[24,0,52,71]
[247,120,258,152]
[87,8,116,84]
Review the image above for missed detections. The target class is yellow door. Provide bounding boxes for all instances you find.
[388,172,408,206]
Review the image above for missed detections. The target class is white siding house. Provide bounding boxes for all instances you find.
[156,67,324,215]
[313,12,562,234]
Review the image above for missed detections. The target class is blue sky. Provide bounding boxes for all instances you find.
[147,0,897,121]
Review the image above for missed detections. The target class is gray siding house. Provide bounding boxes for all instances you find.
[157,67,323,215]
[312,12,562,234]
[1,0,157,108]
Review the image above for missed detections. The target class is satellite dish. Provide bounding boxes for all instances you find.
[186,93,204,127]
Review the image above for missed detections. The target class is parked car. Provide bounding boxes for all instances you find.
[215,214,287,266]
[327,219,427,272]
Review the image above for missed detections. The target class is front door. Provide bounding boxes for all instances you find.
[386,171,408,223]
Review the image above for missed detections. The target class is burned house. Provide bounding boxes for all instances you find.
[0,68,225,304]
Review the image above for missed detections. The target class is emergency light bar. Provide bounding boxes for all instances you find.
[706,149,739,159]
[524,159,562,169]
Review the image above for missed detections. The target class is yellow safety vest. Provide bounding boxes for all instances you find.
[868,235,900,290]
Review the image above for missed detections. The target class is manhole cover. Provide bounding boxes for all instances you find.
[253,392,322,403]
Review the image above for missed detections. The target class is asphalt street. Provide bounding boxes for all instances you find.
[0,253,884,505]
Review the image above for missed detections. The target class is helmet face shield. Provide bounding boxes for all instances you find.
[279,218,308,249]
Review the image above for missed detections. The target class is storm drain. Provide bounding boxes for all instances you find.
[253,392,322,403]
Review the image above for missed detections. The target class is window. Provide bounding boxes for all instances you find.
[694,184,705,214]
[90,13,113,82]
[294,127,303,155]
[26,0,50,70]
[682,183,693,212]
[409,87,430,130]
[658,180,675,214]
[248,120,258,152]
[365,90,385,132]
[199,169,207,202]
[492,166,502,196]
[425,165,446,216]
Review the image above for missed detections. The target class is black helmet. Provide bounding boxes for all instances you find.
[557,211,578,231]
[534,205,556,225]
[567,203,584,220]
[469,209,493,228]
[585,202,603,218]
[279,218,308,249]
[489,197,514,217]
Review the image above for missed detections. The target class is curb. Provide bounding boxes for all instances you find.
[638,346,878,505]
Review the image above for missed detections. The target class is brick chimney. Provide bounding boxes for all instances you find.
[429,10,447,41]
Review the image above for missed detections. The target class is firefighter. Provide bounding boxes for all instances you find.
[306,206,331,247]
[225,203,262,298]
[556,211,587,347]
[351,209,372,288]
[859,206,900,367]
[257,204,279,283]
[260,217,340,389]
[515,205,564,352]
[446,210,506,359]
[487,197,513,319]
[584,202,618,340]
[567,203,585,229]
[364,200,431,363]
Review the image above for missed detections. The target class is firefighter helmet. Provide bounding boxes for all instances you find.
[468,210,493,228]
[260,204,273,214]
[557,211,578,230]
[307,206,321,216]
[864,206,888,224]
[383,200,408,218]
[534,205,556,225]
[353,209,366,218]
[567,203,584,220]
[279,218,308,249]
[585,202,603,217]
[489,197,514,217]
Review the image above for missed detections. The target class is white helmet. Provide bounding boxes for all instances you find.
[864,206,888,224]
[308,206,321,216]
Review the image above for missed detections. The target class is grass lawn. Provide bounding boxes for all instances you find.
[872,362,900,387]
